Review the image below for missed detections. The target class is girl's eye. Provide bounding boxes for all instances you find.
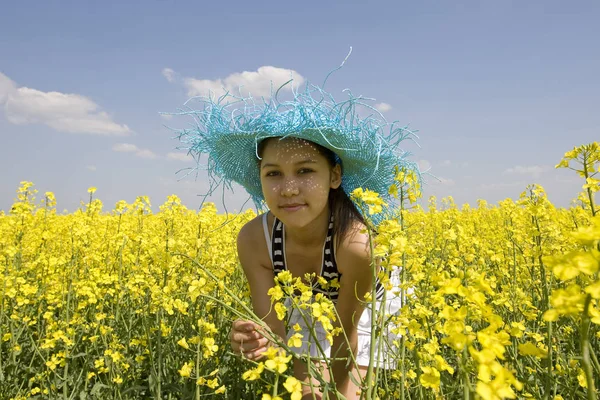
[298,168,314,174]
[265,171,280,177]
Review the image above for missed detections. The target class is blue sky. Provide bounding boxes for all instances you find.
[1,0,598,213]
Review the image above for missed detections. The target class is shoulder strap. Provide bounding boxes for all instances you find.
[322,215,340,278]
[272,217,286,273]
[262,213,274,265]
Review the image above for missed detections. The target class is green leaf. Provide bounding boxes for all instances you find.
[90,382,109,397]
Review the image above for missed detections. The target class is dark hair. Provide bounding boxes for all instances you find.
[257,138,365,245]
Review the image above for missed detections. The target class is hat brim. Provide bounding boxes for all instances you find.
[210,128,402,206]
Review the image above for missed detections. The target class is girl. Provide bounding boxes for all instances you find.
[232,136,376,399]
[172,77,415,399]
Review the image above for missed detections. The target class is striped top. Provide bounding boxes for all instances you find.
[262,213,385,303]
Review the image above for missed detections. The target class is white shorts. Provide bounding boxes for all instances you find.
[284,267,406,369]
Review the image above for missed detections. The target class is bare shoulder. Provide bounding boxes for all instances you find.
[237,213,271,272]
[237,214,263,248]
[336,220,372,275]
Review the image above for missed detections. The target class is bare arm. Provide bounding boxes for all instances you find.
[234,219,287,357]
[330,229,373,397]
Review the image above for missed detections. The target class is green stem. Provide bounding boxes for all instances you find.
[545,321,553,400]
[586,187,596,217]
[156,311,162,400]
[196,334,201,400]
[273,373,279,397]
[581,294,597,400]
[0,256,7,383]
[364,216,379,400]
[590,342,600,376]
[461,349,470,400]
[400,254,407,400]
[62,266,74,400]
[414,348,424,400]
[582,155,597,217]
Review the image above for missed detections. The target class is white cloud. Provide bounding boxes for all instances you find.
[86,165,97,171]
[0,71,131,136]
[503,165,550,179]
[113,143,138,153]
[374,102,392,113]
[162,68,176,83]
[135,149,159,159]
[171,66,305,98]
[160,113,173,120]
[166,152,193,162]
[112,143,158,159]
[440,160,469,168]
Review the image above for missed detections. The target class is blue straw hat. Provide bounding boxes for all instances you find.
[167,67,418,215]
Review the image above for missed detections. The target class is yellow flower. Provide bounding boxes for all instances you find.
[577,368,587,388]
[178,361,194,378]
[283,376,303,400]
[434,355,455,375]
[215,385,226,394]
[242,363,264,381]
[549,251,599,280]
[160,322,171,337]
[177,337,190,350]
[419,366,440,389]
[264,349,292,374]
[268,285,284,301]
[275,270,293,284]
[262,395,283,400]
[518,342,548,358]
[205,378,219,389]
[287,333,303,348]
[509,321,526,338]
[585,281,600,299]
[274,302,287,320]
[203,337,218,357]
[476,379,517,400]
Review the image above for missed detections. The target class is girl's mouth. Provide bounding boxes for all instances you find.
[280,204,306,212]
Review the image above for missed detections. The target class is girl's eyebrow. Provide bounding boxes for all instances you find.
[261,159,317,169]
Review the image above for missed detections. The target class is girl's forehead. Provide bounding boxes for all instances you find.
[261,138,323,160]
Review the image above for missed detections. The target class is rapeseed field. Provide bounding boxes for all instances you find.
[1,143,598,400]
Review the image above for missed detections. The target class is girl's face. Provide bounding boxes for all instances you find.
[259,138,342,228]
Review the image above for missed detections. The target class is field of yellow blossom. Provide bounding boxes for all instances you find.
[0,142,599,400]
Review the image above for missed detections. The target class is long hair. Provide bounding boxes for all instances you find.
[257,138,365,245]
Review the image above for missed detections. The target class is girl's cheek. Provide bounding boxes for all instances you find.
[267,184,280,194]
[306,179,327,194]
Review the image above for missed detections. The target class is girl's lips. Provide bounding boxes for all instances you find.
[280,204,306,212]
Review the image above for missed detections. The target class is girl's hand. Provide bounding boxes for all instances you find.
[230,319,270,360]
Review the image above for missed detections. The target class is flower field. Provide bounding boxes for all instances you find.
[1,143,599,400]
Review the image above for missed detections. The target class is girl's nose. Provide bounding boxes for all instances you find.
[280,179,299,196]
